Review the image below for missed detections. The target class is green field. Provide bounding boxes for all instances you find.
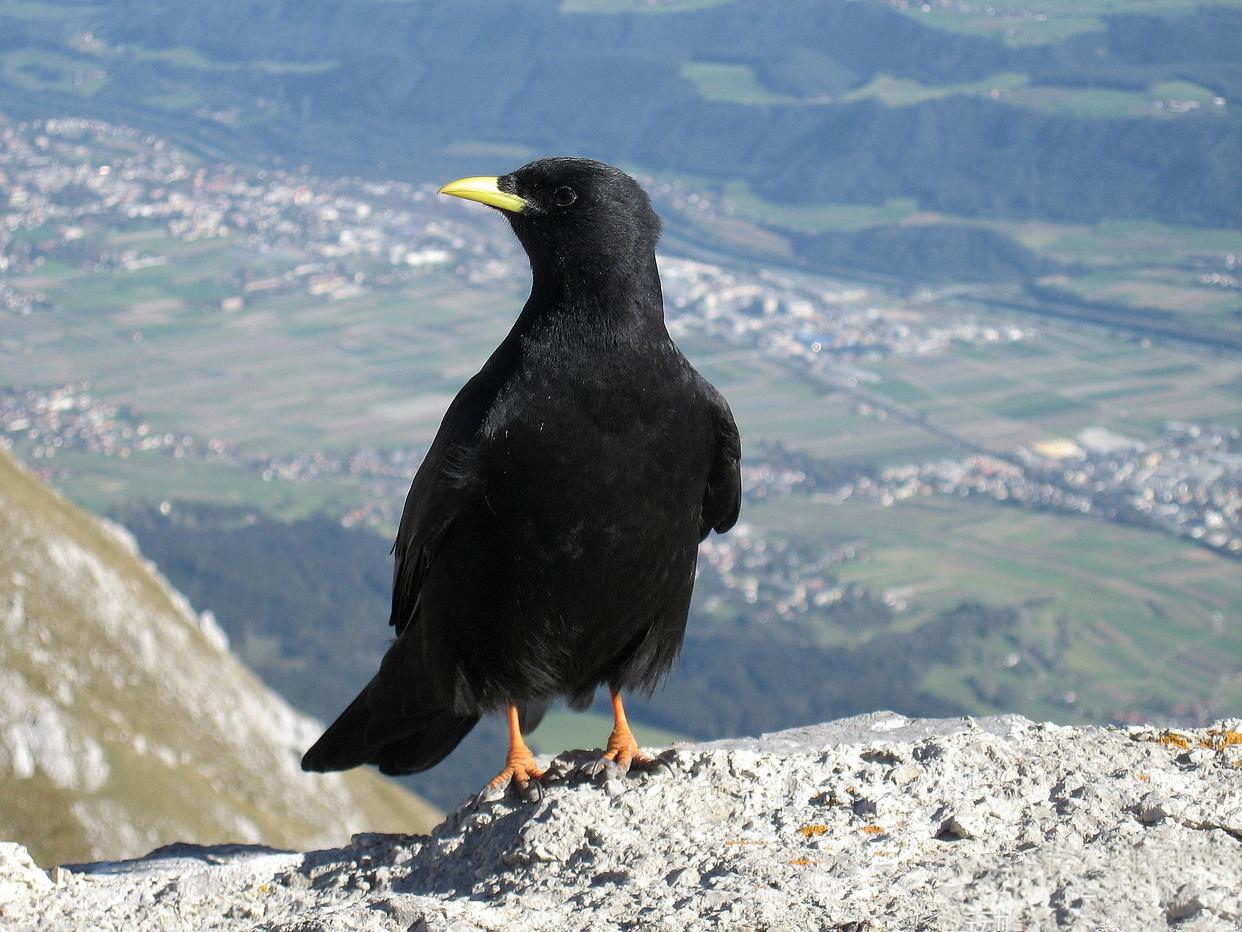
[4,226,520,459]
[721,182,920,235]
[33,449,366,522]
[682,58,1223,119]
[118,44,338,76]
[685,340,963,465]
[681,62,794,105]
[0,49,106,96]
[708,182,1242,346]
[749,491,1242,722]
[854,72,1222,118]
[857,326,1242,452]
[683,311,1242,472]
[842,71,1029,106]
[11,215,1240,517]
[881,0,1242,46]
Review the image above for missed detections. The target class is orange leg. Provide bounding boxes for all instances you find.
[478,702,546,803]
[590,690,669,776]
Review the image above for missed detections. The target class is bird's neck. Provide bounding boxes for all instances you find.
[523,251,666,337]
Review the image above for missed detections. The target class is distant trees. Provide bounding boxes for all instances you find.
[795,224,1053,283]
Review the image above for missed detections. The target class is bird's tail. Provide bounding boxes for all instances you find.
[301,680,478,776]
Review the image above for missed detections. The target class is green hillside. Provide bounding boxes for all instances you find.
[0,0,1237,228]
[0,450,438,866]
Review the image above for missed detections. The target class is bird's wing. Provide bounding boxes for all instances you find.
[698,378,742,540]
[389,364,502,636]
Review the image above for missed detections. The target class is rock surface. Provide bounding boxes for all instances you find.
[3,712,1240,930]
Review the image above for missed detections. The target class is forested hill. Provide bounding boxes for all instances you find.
[0,0,1238,227]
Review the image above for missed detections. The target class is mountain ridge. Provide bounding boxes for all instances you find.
[0,448,438,865]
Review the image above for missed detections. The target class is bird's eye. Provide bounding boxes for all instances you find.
[553,186,577,207]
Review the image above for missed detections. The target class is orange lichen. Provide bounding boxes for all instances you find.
[798,824,829,838]
[1200,729,1242,752]
[1159,732,1191,750]
[860,825,884,836]
[788,857,814,867]
[1136,773,1150,783]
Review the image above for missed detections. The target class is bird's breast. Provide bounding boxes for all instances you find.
[477,352,709,550]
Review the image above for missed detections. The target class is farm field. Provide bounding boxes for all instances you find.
[4,226,521,457]
[748,490,1242,724]
[36,448,364,521]
[878,0,1242,45]
[684,311,1242,476]
[858,325,1242,450]
[9,215,1242,523]
[710,183,1242,345]
[683,62,1224,119]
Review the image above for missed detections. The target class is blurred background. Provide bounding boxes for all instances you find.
[1,0,1239,862]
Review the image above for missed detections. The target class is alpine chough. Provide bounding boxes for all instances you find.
[302,158,742,800]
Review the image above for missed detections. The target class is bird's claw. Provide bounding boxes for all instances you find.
[518,776,544,803]
[476,753,546,805]
[578,734,672,782]
[646,755,674,776]
[584,756,624,780]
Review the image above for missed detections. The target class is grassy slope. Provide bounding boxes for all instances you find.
[0,450,438,866]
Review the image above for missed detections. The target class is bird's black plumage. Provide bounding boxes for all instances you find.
[302,158,741,777]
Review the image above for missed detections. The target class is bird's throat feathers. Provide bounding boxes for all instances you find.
[524,248,666,332]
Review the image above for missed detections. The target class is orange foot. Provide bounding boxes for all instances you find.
[588,728,668,776]
[476,702,547,805]
[586,690,672,778]
[482,748,546,803]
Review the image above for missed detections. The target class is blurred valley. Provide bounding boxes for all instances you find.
[1,0,1240,808]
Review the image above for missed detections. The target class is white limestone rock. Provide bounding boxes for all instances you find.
[2,712,1240,931]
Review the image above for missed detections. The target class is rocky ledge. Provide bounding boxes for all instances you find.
[3,713,1240,931]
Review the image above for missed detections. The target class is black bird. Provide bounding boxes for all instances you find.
[302,158,741,799]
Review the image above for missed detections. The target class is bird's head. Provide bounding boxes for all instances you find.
[438,158,661,284]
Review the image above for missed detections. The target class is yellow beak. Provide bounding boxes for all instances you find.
[437,176,528,213]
